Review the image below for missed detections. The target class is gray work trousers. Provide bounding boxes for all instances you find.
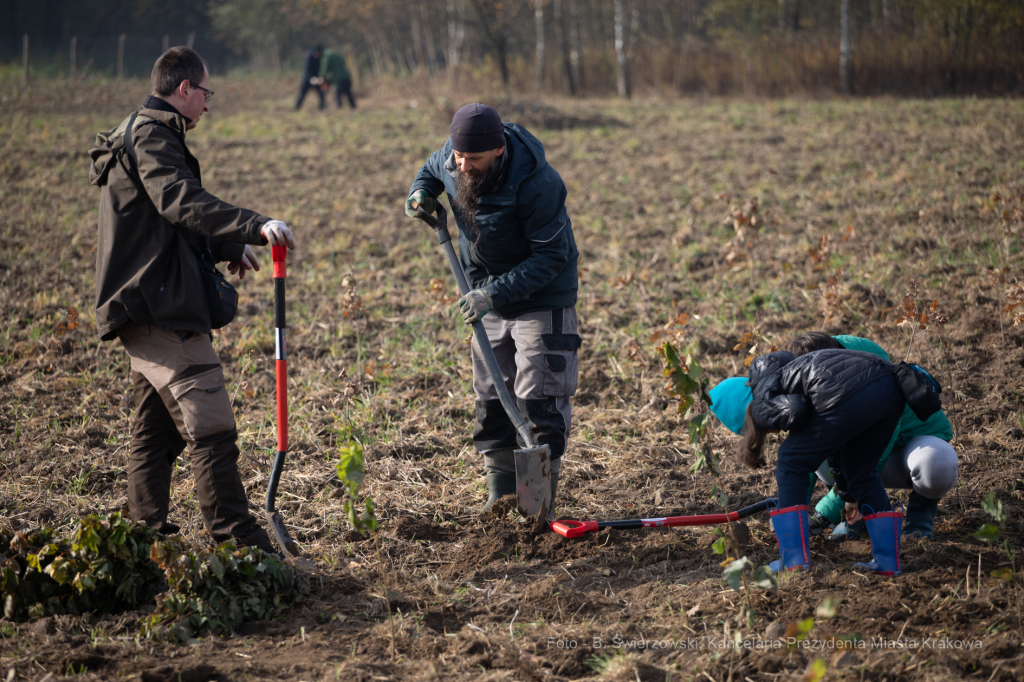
[471,307,580,474]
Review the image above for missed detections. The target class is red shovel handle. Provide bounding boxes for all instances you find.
[273,246,287,453]
[550,520,598,538]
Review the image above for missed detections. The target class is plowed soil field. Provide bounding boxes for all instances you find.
[2,76,1024,681]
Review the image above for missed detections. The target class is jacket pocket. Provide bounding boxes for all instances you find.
[168,367,234,441]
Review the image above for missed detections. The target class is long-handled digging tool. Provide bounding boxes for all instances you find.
[265,244,300,558]
[550,498,775,538]
[412,203,552,520]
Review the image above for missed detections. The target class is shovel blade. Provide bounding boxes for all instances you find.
[265,510,301,558]
[515,444,552,519]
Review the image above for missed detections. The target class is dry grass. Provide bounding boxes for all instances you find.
[1,77,1024,679]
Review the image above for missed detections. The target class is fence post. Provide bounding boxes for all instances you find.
[187,32,195,49]
[118,33,126,79]
[269,33,282,72]
[70,36,77,79]
[22,34,29,87]
[162,34,169,53]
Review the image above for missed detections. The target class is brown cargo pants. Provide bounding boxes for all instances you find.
[118,323,272,551]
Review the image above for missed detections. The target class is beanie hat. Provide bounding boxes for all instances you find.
[450,103,505,153]
[708,377,753,435]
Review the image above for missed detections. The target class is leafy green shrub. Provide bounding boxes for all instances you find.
[1,514,164,621]
[141,540,309,643]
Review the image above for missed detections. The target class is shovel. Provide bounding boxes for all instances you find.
[550,498,775,538]
[412,203,552,519]
[265,244,300,558]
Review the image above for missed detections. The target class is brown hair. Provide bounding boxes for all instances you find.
[151,47,206,97]
[738,403,767,469]
[788,331,842,357]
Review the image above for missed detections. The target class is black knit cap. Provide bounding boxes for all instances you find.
[450,103,505,153]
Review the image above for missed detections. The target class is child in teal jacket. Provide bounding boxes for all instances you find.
[788,332,957,539]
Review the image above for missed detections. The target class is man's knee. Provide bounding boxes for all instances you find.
[907,436,958,499]
[518,397,569,458]
[168,366,236,443]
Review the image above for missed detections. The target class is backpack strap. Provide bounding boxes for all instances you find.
[122,112,211,261]
[122,112,159,193]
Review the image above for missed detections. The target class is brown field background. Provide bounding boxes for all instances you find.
[1,75,1024,680]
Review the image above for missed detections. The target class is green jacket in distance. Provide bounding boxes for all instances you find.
[814,334,953,524]
[319,50,350,82]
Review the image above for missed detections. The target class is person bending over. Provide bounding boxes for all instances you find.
[711,350,907,576]
[789,332,957,540]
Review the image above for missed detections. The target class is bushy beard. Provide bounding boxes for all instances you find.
[454,155,503,234]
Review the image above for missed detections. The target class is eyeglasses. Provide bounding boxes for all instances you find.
[189,81,214,103]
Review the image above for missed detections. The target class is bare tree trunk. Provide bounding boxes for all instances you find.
[117,33,126,79]
[469,0,510,85]
[614,0,630,97]
[70,36,77,79]
[411,12,427,72]
[270,33,282,72]
[840,0,853,94]
[554,0,576,95]
[569,0,582,91]
[162,34,169,53]
[420,1,438,74]
[186,32,195,49]
[535,0,545,93]
[22,34,29,87]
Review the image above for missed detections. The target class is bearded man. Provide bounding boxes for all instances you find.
[405,103,580,513]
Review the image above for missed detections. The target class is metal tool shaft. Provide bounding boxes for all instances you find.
[429,209,538,449]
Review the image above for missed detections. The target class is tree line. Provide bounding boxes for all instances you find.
[4,0,1023,96]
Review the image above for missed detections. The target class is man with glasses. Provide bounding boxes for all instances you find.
[89,46,295,553]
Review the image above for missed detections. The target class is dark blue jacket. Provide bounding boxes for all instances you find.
[302,49,322,78]
[409,123,578,319]
[748,349,894,432]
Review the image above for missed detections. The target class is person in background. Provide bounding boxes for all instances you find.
[788,332,958,540]
[319,48,356,109]
[295,44,325,110]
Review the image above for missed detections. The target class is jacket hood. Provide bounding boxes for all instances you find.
[748,351,796,389]
[502,122,547,183]
[89,108,188,188]
[709,377,752,435]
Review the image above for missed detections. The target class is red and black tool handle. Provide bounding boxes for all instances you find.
[265,245,288,514]
[550,498,776,538]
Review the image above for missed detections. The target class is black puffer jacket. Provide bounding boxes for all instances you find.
[748,349,894,431]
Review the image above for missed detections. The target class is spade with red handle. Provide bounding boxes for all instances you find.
[265,244,300,558]
[550,499,775,538]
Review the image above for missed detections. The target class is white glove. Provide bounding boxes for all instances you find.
[261,220,295,249]
[226,245,259,280]
[309,77,322,85]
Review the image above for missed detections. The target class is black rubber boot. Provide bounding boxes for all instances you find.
[482,473,517,513]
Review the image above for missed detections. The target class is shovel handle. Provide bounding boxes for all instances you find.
[411,203,538,449]
[550,519,599,538]
[266,246,288,515]
[550,499,775,538]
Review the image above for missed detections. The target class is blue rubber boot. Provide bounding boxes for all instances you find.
[854,507,903,576]
[768,504,812,573]
[903,491,938,539]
